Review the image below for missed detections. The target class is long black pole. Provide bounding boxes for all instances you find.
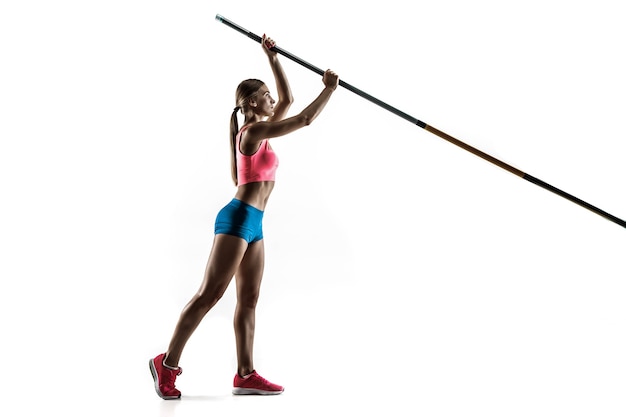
[215,14,625,229]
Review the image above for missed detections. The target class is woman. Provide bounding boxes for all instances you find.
[149,34,339,399]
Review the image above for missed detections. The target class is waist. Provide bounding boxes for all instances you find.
[234,181,274,211]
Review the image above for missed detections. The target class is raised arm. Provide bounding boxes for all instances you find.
[262,34,293,122]
[245,69,339,142]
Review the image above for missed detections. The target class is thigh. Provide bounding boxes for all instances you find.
[235,239,265,306]
[198,234,249,297]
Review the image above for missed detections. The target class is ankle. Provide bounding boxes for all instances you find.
[238,369,254,378]
[163,358,179,370]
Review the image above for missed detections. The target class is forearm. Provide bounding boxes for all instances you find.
[298,86,336,125]
[268,55,293,103]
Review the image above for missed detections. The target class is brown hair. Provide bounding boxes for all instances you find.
[230,79,265,186]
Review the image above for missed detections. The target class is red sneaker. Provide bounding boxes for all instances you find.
[149,353,182,399]
[232,370,284,395]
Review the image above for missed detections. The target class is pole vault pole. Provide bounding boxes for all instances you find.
[215,14,625,229]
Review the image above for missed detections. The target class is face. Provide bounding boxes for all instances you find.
[251,85,275,117]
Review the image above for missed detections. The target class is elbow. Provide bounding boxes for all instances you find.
[275,96,294,114]
[282,95,294,110]
[294,113,313,126]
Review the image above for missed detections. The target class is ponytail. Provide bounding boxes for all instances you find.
[229,106,240,186]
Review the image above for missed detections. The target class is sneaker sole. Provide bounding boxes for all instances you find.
[149,359,181,400]
[232,387,284,395]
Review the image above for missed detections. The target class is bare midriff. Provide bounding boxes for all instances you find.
[234,181,275,211]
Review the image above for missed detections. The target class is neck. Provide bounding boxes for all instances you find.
[244,112,264,124]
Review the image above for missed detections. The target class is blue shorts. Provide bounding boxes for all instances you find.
[214,199,264,243]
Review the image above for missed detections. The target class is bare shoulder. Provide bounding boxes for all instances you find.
[245,116,308,144]
[241,122,266,145]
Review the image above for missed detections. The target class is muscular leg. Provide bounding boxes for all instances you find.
[164,234,249,368]
[234,238,265,376]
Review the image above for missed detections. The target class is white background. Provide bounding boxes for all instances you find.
[1,1,625,416]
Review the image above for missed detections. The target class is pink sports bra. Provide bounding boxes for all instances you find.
[236,126,279,186]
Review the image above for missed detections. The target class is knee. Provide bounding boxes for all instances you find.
[236,290,260,310]
[193,287,227,311]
